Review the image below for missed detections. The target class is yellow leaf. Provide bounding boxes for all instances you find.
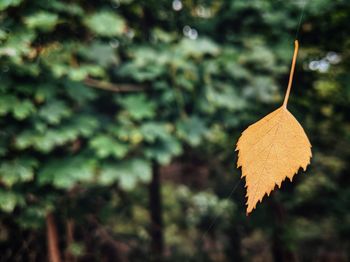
[236,106,312,213]
[235,40,312,214]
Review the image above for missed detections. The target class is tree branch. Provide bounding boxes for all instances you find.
[83,77,146,93]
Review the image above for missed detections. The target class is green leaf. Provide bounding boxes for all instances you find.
[49,1,84,16]
[176,116,207,146]
[117,47,167,81]
[0,190,25,213]
[15,131,36,150]
[74,115,99,137]
[0,158,37,187]
[144,136,182,164]
[99,159,151,189]
[140,122,170,142]
[119,94,156,120]
[81,42,119,66]
[0,96,36,120]
[118,62,164,81]
[111,123,143,144]
[13,99,36,120]
[90,135,128,159]
[38,157,96,189]
[0,0,22,11]
[205,84,246,111]
[177,38,220,57]
[15,116,98,152]
[63,81,97,104]
[34,83,58,102]
[39,100,71,124]
[0,95,17,116]
[0,29,36,63]
[24,12,59,31]
[67,65,105,81]
[84,11,126,37]
[152,28,175,43]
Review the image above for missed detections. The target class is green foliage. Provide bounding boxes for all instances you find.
[118,94,156,120]
[0,96,36,120]
[38,100,71,124]
[0,158,37,187]
[24,12,59,32]
[0,190,25,213]
[90,135,128,159]
[84,11,126,37]
[0,0,22,11]
[99,158,151,189]
[38,157,96,189]
[176,116,207,146]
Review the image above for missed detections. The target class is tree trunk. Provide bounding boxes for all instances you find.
[46,213,61,262]
[149,161,164,261]
[65,219,76,262]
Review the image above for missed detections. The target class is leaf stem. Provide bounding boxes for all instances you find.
[283,40,299,108]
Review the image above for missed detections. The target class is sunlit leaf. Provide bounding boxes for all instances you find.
[84,11,126,37]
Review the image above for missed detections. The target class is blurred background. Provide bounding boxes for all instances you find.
[0,0,349,261]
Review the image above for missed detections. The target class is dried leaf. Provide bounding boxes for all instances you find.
[235,40,312,214]
[236,106,312,213]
